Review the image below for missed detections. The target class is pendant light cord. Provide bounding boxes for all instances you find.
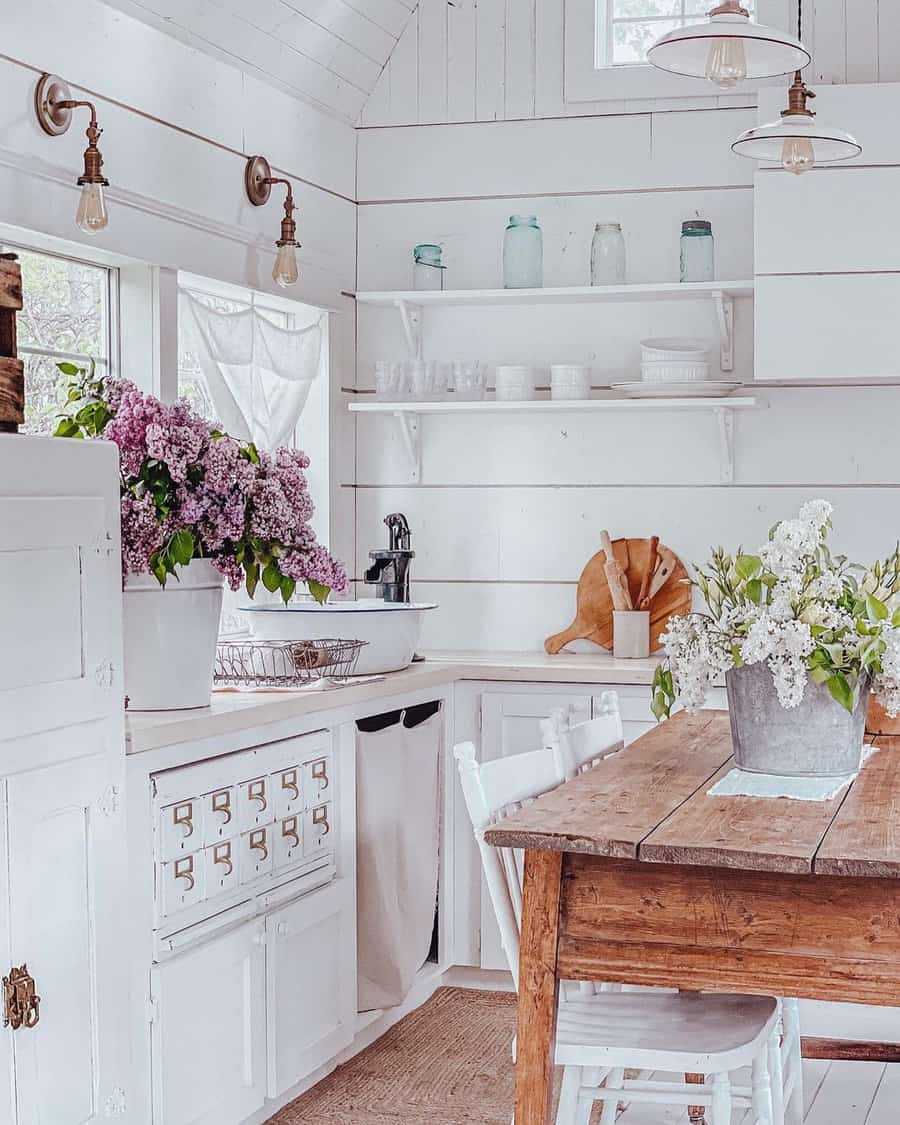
[797,0,802,43]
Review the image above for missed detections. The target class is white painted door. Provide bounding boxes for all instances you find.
[478,689,592,969]
[6,738,130,1124]
[266,879,355,1099]
[151,918,267,1125]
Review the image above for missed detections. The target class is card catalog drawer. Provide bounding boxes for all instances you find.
[160,852,204,916]
[159,799,203,861]
[240,827,274,883]
[303,756,331,806]
[203,787,236,846]
[204,840,240,899]
[272,767,303,821]
[273,816,303,871]
[238,777,274,832]
[303,803,332,857]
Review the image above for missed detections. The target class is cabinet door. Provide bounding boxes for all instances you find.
[478,689,592,970]
[7,738,130,1125]
[266,879,355,1099]
[151,918,267,1125]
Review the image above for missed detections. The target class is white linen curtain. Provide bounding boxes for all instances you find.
[178,289,323,450]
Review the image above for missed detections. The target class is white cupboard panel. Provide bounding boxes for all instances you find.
[7,746,128,1125]
[0,786,12,1125]
[265,880,355,1098]
[755,274,900,380]
[151,919,267,1125]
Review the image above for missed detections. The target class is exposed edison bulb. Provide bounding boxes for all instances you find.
[705,37,748,88]
[76,182,109,234]
[272,243,299,287]
[781,136,816,175]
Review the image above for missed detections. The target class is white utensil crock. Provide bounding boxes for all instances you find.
[124,558,224,710]
[613,610,650,659]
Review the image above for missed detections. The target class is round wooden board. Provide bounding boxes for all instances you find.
[545,537,691,654]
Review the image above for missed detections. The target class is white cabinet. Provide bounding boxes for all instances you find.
[150,919,268,1125]
[0,436,130,1124]
[266,879,355,1098]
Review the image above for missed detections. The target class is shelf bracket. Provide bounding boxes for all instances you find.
[713,290,734,372]
[394,410,421,483]
[716,408,735,485]
[394,299,423,359]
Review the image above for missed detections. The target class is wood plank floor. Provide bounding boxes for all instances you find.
[618,1061,896,1124]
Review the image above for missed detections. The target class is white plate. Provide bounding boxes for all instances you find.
[612,381,743,399]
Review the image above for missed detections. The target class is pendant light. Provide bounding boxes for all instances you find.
[732,1,861,173]
[647,1,809,88]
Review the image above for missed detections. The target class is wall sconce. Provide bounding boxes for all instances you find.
[35,74,110,234]
[245,156,299,288]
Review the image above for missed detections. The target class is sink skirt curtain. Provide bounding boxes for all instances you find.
[356,705,442,1011]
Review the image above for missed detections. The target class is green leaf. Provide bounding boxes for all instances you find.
[745,578,763,604]
[54,418,80,438]
[280,576,296,604]
[170,529,195,567]
[827,672,854,713]
[651,692,670,722]
[866,594,889,622]
[809,667,831,684]
[245,561,259,599]
[56,361,81,376]
[307,579,330,605]
[734,554,762,581]
[262,561,282,593]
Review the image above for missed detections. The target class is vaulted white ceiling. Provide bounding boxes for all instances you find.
[99,0,419,122]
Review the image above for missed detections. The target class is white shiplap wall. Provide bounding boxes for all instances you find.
[360,0,899,127]
[355,100,900,651]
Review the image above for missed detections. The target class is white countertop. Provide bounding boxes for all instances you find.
[125,649,660,755]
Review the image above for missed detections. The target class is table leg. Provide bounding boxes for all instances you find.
[515,848,564,1125]
[686,1072,707,1125]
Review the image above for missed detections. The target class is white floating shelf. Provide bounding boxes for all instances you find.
[350,280,753,370]
[349,395,763,485]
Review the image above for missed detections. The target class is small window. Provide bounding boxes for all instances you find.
[2,243,116,434]
[596,0,755,68]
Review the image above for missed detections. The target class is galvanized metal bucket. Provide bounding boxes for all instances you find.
[725,664,869,777]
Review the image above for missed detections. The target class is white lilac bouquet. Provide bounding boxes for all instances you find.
[54,362,347,604]
[651,500,900,721]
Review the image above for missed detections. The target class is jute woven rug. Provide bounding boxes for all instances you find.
[267,986,608,1124]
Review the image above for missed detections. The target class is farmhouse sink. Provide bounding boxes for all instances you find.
[242,599,438,675]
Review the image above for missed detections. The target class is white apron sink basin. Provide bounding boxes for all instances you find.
[242,599,438,675]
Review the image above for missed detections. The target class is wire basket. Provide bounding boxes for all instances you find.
[214,638,368,688]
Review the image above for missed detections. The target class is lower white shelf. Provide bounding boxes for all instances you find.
[349,395,763,485]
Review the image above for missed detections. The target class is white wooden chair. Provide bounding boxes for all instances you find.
[455,729,790,1125]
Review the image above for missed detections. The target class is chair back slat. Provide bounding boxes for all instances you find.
[556,692,625,780]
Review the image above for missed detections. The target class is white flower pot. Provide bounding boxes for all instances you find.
[124,559,224,711]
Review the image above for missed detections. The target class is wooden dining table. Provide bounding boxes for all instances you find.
[484,710,900,1125]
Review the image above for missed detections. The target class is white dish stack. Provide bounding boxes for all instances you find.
[550,364,591,401]
[494,364,536,401]
[640,338,711,383]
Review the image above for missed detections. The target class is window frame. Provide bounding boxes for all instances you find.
[566,0,792,106]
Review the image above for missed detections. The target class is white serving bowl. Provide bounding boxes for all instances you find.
[242,599,438,675]
[641,359,710,383]
[640,337,712,363]
[494,364,535,401]
[550,364,591,400]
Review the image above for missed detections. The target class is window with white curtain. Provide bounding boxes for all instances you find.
[1,242,116,434]
[596,0,755,68]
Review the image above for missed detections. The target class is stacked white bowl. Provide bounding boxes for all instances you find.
[550,364,591,401]
[640,338,711,383]
[495,364,536,401]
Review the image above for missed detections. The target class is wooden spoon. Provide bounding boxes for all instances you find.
[637,535,659,610]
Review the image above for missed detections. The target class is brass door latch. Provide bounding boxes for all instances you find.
[3,965,40,1030]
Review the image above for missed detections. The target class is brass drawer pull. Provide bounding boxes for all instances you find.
[249,829,269,860]
[281,817,300,848]
[312,806,330,835]
[213,842,233,876]
[247,780,267,810]
[173,802,194,837]
[311,759,329,789]
[280,769,299,801]
[3,965,40,1031]
[211,790,232,824]
[174,856,195,891]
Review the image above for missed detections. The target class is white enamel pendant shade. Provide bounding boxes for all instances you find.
[732,112,862,166]
[647,11,810,83]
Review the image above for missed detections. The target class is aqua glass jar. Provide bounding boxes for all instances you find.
[680,219,715,283]
[413,244,445,291]
[503,215,543,289]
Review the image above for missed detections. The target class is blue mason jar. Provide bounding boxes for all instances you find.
[503,215,543,289]
[680,219,715,283]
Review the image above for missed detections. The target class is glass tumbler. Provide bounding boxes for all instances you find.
[407,360,434,400]
[451,361,486,401]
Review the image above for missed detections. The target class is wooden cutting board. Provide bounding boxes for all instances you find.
[545,537,691,655]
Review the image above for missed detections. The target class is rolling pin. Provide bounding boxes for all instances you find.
[600,530,633,611]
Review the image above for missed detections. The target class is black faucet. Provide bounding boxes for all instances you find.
[365,513,414,603]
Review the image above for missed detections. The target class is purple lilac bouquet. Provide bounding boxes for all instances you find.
[54,362,347,604]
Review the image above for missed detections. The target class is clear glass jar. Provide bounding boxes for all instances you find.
[590,222,626,286]
[413,244,445,291]
[680,219,715,283]
[503,215,543,289]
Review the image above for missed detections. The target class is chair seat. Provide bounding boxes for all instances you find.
[549,991,780,1072]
